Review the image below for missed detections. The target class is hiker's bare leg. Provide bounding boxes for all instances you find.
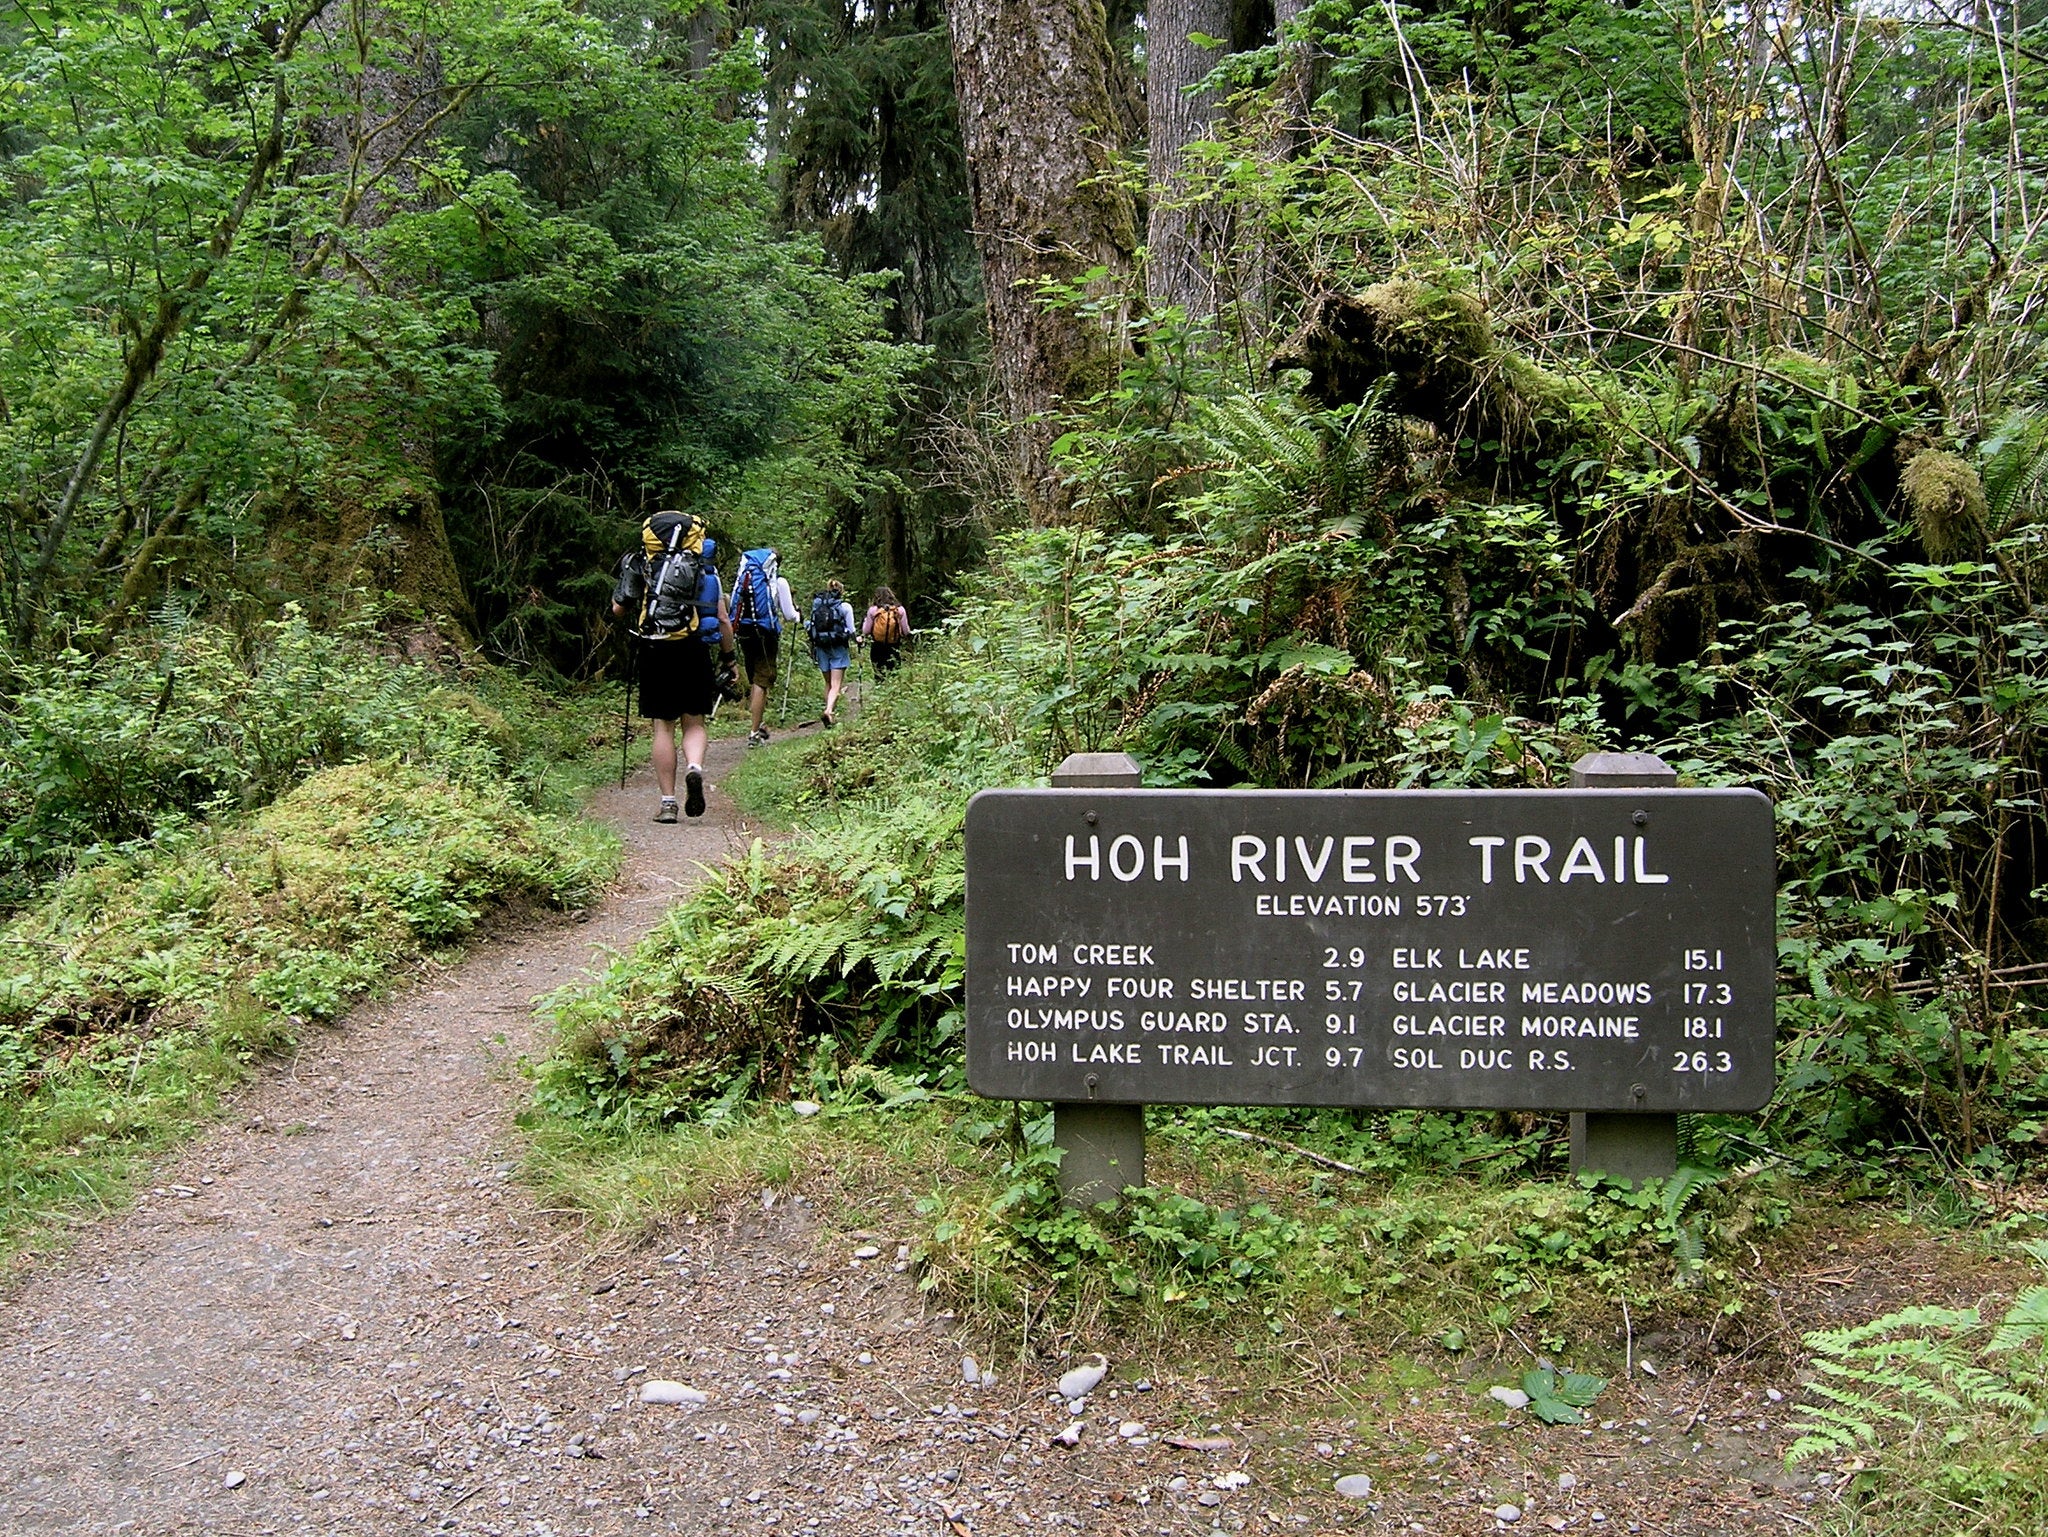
[681,715,709,769]
[749,683,767,733]
[824,668,845,719]
[651,718,678,798]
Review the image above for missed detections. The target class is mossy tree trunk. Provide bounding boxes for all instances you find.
[947,0,1138,524]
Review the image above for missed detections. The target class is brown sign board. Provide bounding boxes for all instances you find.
[965,788,1775,1113]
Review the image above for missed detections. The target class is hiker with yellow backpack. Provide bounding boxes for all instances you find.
[862,585,911,675]
[611,510,737,822]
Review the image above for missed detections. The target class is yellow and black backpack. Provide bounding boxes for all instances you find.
[631,511,706,639]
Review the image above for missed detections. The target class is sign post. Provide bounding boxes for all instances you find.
[967,758,1774,1194]
[1048,753,1147,1209]
[1567,752,1681,1181]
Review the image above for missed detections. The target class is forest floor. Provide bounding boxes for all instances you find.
[0,737,2011,1537]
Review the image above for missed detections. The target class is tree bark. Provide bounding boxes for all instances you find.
[1271,0,1314,129]
[1145,0,1233,317]
[947,0,1139,523]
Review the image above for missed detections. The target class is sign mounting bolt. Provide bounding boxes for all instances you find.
[1085,811,1099,826]
[1632,810,1649,827]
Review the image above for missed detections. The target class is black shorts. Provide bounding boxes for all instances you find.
[738,628,780,688]
[636,637,718,720]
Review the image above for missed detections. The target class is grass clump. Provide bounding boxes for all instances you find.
[517,1089,953,1244]
[0,756,615,1258]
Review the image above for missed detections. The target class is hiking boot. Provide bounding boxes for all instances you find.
[683,767,706,818]
[821,710,836,728]
[747,728,768,747]
[654,798,679,824]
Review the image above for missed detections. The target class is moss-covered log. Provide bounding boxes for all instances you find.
[1271,282,1586,465]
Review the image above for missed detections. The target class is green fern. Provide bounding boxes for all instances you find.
[536,791,971,1123]
[1988,1285,2048,1354]
[1979,411,2048,530]
[1658,1163,1718,1285]
[1787,1296,2048,1465]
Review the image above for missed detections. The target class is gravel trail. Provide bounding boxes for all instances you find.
[0,742,1267,1537]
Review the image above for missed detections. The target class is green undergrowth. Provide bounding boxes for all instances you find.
[518,1064,1803,1372]
[913,1106,1794,1350]
[529,790,965,1125]
[0,616,622,1259]
[1786,1242,2048,1537]
[0,609,611,911]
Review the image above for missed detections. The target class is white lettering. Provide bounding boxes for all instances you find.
[1065,835,1100,881]
[1470,836,1505,883]
[1154,835,1191,881]
[1342,836,1377,882]
[1108,835,1145,882]
[1515,836,1552,883]
[1232,835,1266,883]
[1559,837,1606,883]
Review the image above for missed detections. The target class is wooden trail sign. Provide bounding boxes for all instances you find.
[965,785,1775,1114]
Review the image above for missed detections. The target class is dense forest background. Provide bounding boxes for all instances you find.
[9,0,2048,1209]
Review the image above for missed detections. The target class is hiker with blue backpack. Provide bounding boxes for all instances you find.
[729,546,802,747]
[807,578,858,727]
[611,510,737,822]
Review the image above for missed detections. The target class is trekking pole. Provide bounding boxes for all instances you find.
[779,637,791,726]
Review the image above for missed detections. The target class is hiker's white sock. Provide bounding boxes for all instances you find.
[687,763,702,775]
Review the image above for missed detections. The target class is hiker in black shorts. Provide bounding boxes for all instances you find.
[612,511,736,821]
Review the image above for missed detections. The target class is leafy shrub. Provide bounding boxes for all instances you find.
[0,609,598,911]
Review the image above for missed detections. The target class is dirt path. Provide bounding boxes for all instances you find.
[0,744,1266,1537]
[0,743,1835,1537]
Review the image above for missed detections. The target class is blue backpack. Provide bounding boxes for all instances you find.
[694,537,723,645]
[732,548,780,633]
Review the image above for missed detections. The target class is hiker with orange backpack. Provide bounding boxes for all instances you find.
[862,585,911,675]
